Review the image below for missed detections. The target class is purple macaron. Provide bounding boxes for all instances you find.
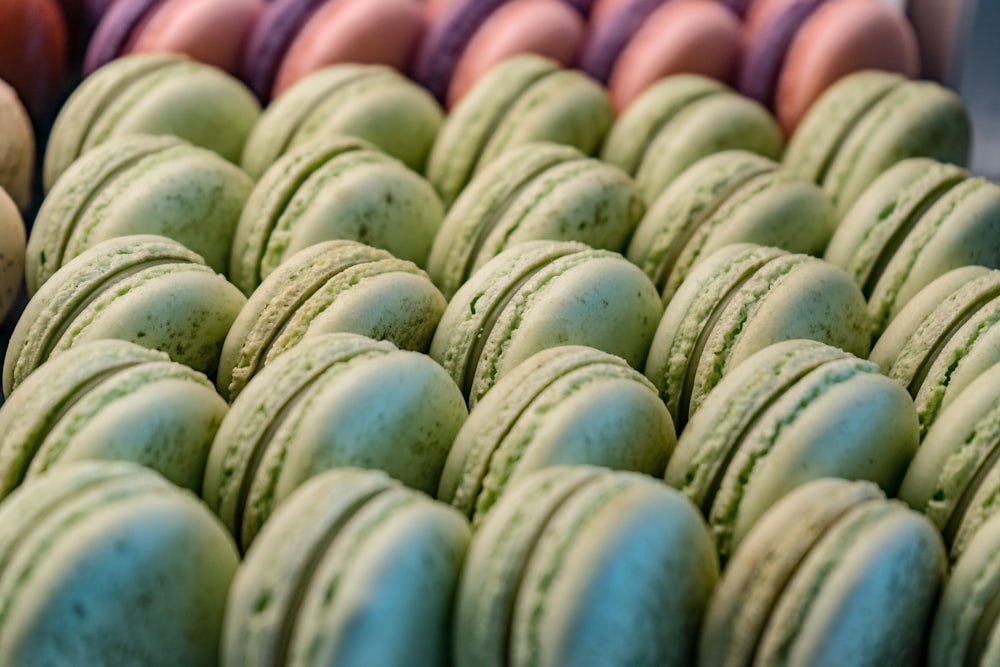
[241,0,328,100]
[737,0,826,105]
[83,0,164,75]
[577,0,670,83]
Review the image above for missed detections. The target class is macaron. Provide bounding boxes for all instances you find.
[201,332,468,550]
[240,63,443,179]
[626,149,834,303]
[424,54,613,209]
[0,79,34,212]
[784,69,971,218]
[601,0,743,112]
[426,141,644,299]
[644,243,870,431]
[0,188,25,324]
[0,0,67,121]
[229,134,443,295]
[898,361,1000,563]
[44,53,261,192]
[3,235,247,396]
[579,0,677,84]
[665,339,918,559]
[217,239,447,402]
[437,345,676,526]
[222,467,469,667]
[0,461,239,666]
[928,512,1000,667]
[28,133,254,295]
[454,465,718,667]
[84,0,263,76]
[429,240,663,406]
[0,339,227,498]
[600,74,783,203]
[245,0,418,101]
[443,0,586,108]
[869,267,1000,439]
[739,0,919,134]
[700,477,945,666]
[824,158,1000,338]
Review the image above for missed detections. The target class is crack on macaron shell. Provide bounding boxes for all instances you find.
[671,342,850,513]
[600,76,728,177]
[28,135,181,293]
[43,54,180,191]
[471,362,659,525]
[782,71,902,186]
[455,467,603,667]
[425,56,558,208]
[869,178,1000,335]
[708,358,876,557]
[629,153,776,293]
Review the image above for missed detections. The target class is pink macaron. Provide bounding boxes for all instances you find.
[272,0,425,98]
[446,0,586,108]
[128,0,264,76]
[607,0,742,112]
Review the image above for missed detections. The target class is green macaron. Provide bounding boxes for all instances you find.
[437,345,676,527]
[217,239,446,402]
[700,477,945,667]
[222,467,468,667]
[870,267,1000,439]
[425,55,614,209]
[0,339,226,498]
[929,512,1000,667]
[241,64,443,179]
[626,149,834,303]
[600,74,783,204]
[665,339,918,559]
[454,465,718,667]
[0,461,239,666]
[825,158,1000,338]
[3,235,246,396]
[44,53,260,191]
[785,70,971,218]
[426,141,645,299]
[229,134,443,295]
[644,243,870,431]
[898,360,1000,562]
[201,332,468,551]
[429,240,663,406]
[27,133,254,294]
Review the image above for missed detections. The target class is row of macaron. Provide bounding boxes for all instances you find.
[0,0,945,128]
[5,318,1000,664]
[0,53,979,323]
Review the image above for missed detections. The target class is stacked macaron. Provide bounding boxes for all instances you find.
[0,0,68,121]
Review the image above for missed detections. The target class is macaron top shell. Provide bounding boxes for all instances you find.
[0,189,25,324]
[241,0,328,100]
[0,78,34,211]
[578,0,667,83]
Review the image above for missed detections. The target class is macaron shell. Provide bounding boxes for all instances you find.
[83,0,163,75]
[634,93,783,203]
[608,0,742,113]
[475,67,614,175]
[0,480,238,667]
[775,0,920,135]
[239,349,468,546]
[423,54,557,207]
[0,79,34,211]
[930,513,1000,667]
[577,0,666,83]
[0,189,24,323]
[754,500,944,666]
[272,0,425,98]
[708,359,919,557]
[822,79,971,218]
[0,0,68,120]
[445,0,585,109]
[509,471,718,666]
[738,0,823,106]
[468,248,662,404]
[284,489,469,667]
[240,0,328,101]
[128,0,264,75]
